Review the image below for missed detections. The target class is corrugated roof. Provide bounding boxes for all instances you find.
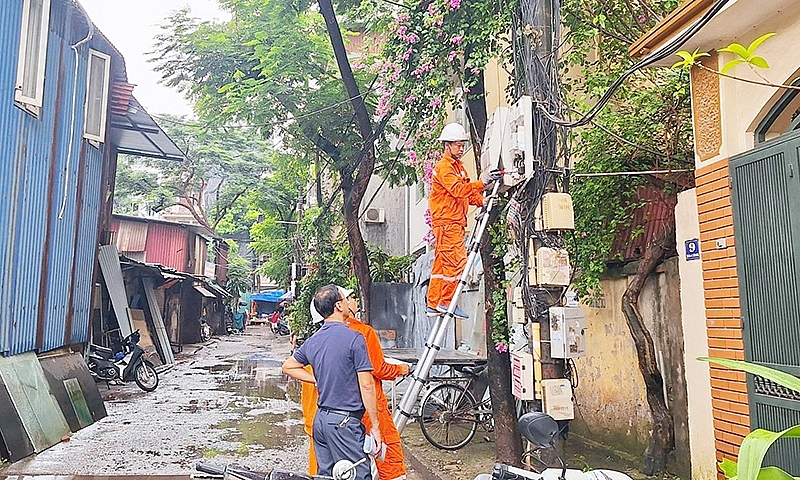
[611,186,678,262]
[111,96,186,161]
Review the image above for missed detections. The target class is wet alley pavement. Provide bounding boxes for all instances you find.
[1,326,309,477]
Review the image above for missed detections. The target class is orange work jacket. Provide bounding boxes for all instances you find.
[301,318,405,441]
[429,152,484,227]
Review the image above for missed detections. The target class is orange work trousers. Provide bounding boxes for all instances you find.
[427,224,467,309]
[303,386,406,480]
[306,408,406,480]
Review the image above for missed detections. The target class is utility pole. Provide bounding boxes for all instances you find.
[514,0,568,394]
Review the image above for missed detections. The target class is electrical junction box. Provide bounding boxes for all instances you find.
[511,351,535,400]
[506,96,534,181]
[549,306,586,358]
[530,247,570,287]
[512,286,526,324]
[541,193,575,230]
[541,378,574,420]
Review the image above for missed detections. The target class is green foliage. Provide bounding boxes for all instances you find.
[224,240,252,304]
[699,358,800,480]
[114,117,274,232]
[672,33,776,75]
[671,48,710,71]
[367,247,415,283]
[489,218,511,351]
[287,207,351,340]
[374,0,513,182]
[719,33,776,74]
[561,0,694,297]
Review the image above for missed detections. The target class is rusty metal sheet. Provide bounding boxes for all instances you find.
[116,219,148,252]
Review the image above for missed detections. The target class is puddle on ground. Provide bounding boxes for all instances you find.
[217,358,290,400]
[217,412,306,451]
[200,363,236,373]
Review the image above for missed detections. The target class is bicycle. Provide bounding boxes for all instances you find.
[417,364,494,450]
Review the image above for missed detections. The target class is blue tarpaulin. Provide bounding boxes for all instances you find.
[251,290,285,303]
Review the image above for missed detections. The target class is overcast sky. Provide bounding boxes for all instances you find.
[79,0,231,117]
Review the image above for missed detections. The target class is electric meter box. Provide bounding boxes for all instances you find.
[549,306,586,358]
[529,245,570,287]
[541,193,575,230]
[541,378,574,420]
[511,351,535,400]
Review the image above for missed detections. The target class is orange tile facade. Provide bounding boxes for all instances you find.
[695,159,749,466]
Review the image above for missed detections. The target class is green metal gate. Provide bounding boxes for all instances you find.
[730,129,800,473]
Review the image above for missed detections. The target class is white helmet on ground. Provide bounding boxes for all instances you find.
[438,122,469,142]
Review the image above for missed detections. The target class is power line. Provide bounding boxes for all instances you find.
[151,85,379,130]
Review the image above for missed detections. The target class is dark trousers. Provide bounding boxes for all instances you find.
[313,409,370,480]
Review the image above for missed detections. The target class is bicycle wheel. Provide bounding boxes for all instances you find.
[418,383,478,450]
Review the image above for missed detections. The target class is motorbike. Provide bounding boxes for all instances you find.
[196,456,367,480]
[86,330,159,392]
[269,311,290,336]
[475,412,633,480]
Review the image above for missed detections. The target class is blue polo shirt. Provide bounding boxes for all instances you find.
[293,321,373,411]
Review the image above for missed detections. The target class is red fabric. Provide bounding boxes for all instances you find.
[429,152,483,228]
[427,224,467,309]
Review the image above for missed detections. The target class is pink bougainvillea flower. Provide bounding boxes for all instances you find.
[429,98,442,108]
[449,0,461,9]
[450,35,464,45]
[495,342,508,353]
[447,50,458,62]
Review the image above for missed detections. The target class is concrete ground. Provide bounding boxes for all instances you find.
[0,325,657,480]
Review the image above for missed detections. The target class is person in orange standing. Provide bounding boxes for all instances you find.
[301,285,411,480]
[427,122,502,319]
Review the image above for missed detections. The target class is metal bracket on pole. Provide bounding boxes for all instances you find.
[393,180,502,433]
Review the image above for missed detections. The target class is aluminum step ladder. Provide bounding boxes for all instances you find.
[393,181,502,433]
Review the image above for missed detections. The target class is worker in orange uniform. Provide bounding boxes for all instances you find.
[427,122,502,319]
[301,286,410,480]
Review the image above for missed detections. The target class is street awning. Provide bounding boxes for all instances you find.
[110,96,186,161]
[193,285,217,298]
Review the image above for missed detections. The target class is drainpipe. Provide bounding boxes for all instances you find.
[58,2,94,219]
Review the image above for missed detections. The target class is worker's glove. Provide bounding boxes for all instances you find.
[481,169,503,187]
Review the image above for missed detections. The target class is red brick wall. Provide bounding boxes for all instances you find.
[695,159,749,467]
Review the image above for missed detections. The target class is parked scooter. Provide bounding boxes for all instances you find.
[475,412,633,480]
[196,456,367,480]
[269,310,290,336]
[86,330,159,392]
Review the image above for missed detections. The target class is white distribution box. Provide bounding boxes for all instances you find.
[549,306,586,358]
[511,351,535,400]
[531,247,571,287]
[541,378,574,420]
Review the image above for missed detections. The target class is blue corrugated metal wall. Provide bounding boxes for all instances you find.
[0,1,106,355]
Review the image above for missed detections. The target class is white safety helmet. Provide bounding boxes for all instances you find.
[310,299,324,323]
[310,285,355,323]
[437,122,469,142]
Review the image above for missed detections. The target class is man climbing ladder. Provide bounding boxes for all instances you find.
[427,122,502,319]
[393,123,503,433]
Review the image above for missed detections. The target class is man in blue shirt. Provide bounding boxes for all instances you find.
[282,284,381,480]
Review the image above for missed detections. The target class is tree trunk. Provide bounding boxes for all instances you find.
[621,223,676,475]
[318,0,376,320]
[467,70,523,466]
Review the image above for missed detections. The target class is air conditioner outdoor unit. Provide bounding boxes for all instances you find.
[364,207,385,223]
